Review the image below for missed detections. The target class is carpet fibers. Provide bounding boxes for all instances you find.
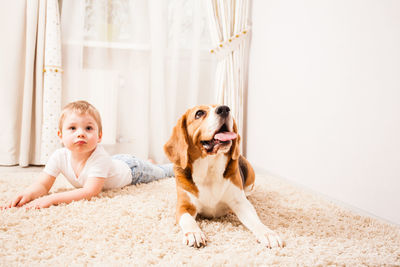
[0,171,399,266]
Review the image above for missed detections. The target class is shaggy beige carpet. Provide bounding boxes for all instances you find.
[1,170,399,266]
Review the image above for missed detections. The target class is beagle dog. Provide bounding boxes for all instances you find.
[164,105,284,248]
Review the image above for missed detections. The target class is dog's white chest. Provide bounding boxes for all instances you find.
[190,155,232,217]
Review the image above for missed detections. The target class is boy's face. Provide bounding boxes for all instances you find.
[58,111,102,155]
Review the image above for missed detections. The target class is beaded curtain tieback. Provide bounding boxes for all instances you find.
[43,65,63,73]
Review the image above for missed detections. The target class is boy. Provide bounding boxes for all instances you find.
[7,100,173,209]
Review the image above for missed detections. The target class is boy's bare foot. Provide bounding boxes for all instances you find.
[148,158,156,164]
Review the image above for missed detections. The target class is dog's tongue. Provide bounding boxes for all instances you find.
[214,132,237,141]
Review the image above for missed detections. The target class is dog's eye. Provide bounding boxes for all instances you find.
[195,110,206,119]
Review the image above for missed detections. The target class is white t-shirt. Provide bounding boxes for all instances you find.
[43,145,132,189]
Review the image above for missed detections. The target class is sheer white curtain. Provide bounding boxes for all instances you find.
[0,0,62,166]
[206,0,251,141]
[60,0,216,162]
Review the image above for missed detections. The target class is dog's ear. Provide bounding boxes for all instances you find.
[231,119,241,160]
[164,114,189,169]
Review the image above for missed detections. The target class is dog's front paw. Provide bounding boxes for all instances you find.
[255,228,284,248]
[183,231,207,248]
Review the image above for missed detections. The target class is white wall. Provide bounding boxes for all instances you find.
[247,0,400,225]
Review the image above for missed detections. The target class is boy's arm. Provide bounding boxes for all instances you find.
[8,171,56,208]
[24,177,105,209]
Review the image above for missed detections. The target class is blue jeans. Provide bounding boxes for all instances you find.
[112,154,174,185]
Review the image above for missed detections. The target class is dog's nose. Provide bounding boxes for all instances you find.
[216,105,230,118]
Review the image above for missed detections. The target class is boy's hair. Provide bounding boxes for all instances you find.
[58,100,102,134]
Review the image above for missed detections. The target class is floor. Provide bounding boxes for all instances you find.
[0,165,43,173]
[1,165,398,227]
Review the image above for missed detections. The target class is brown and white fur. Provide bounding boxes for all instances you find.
[164,105,284,248]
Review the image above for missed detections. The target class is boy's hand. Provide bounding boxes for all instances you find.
[8,192,33,208]
[5,172,56,209]
[2,176,104,210]
[24,196,53,209]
